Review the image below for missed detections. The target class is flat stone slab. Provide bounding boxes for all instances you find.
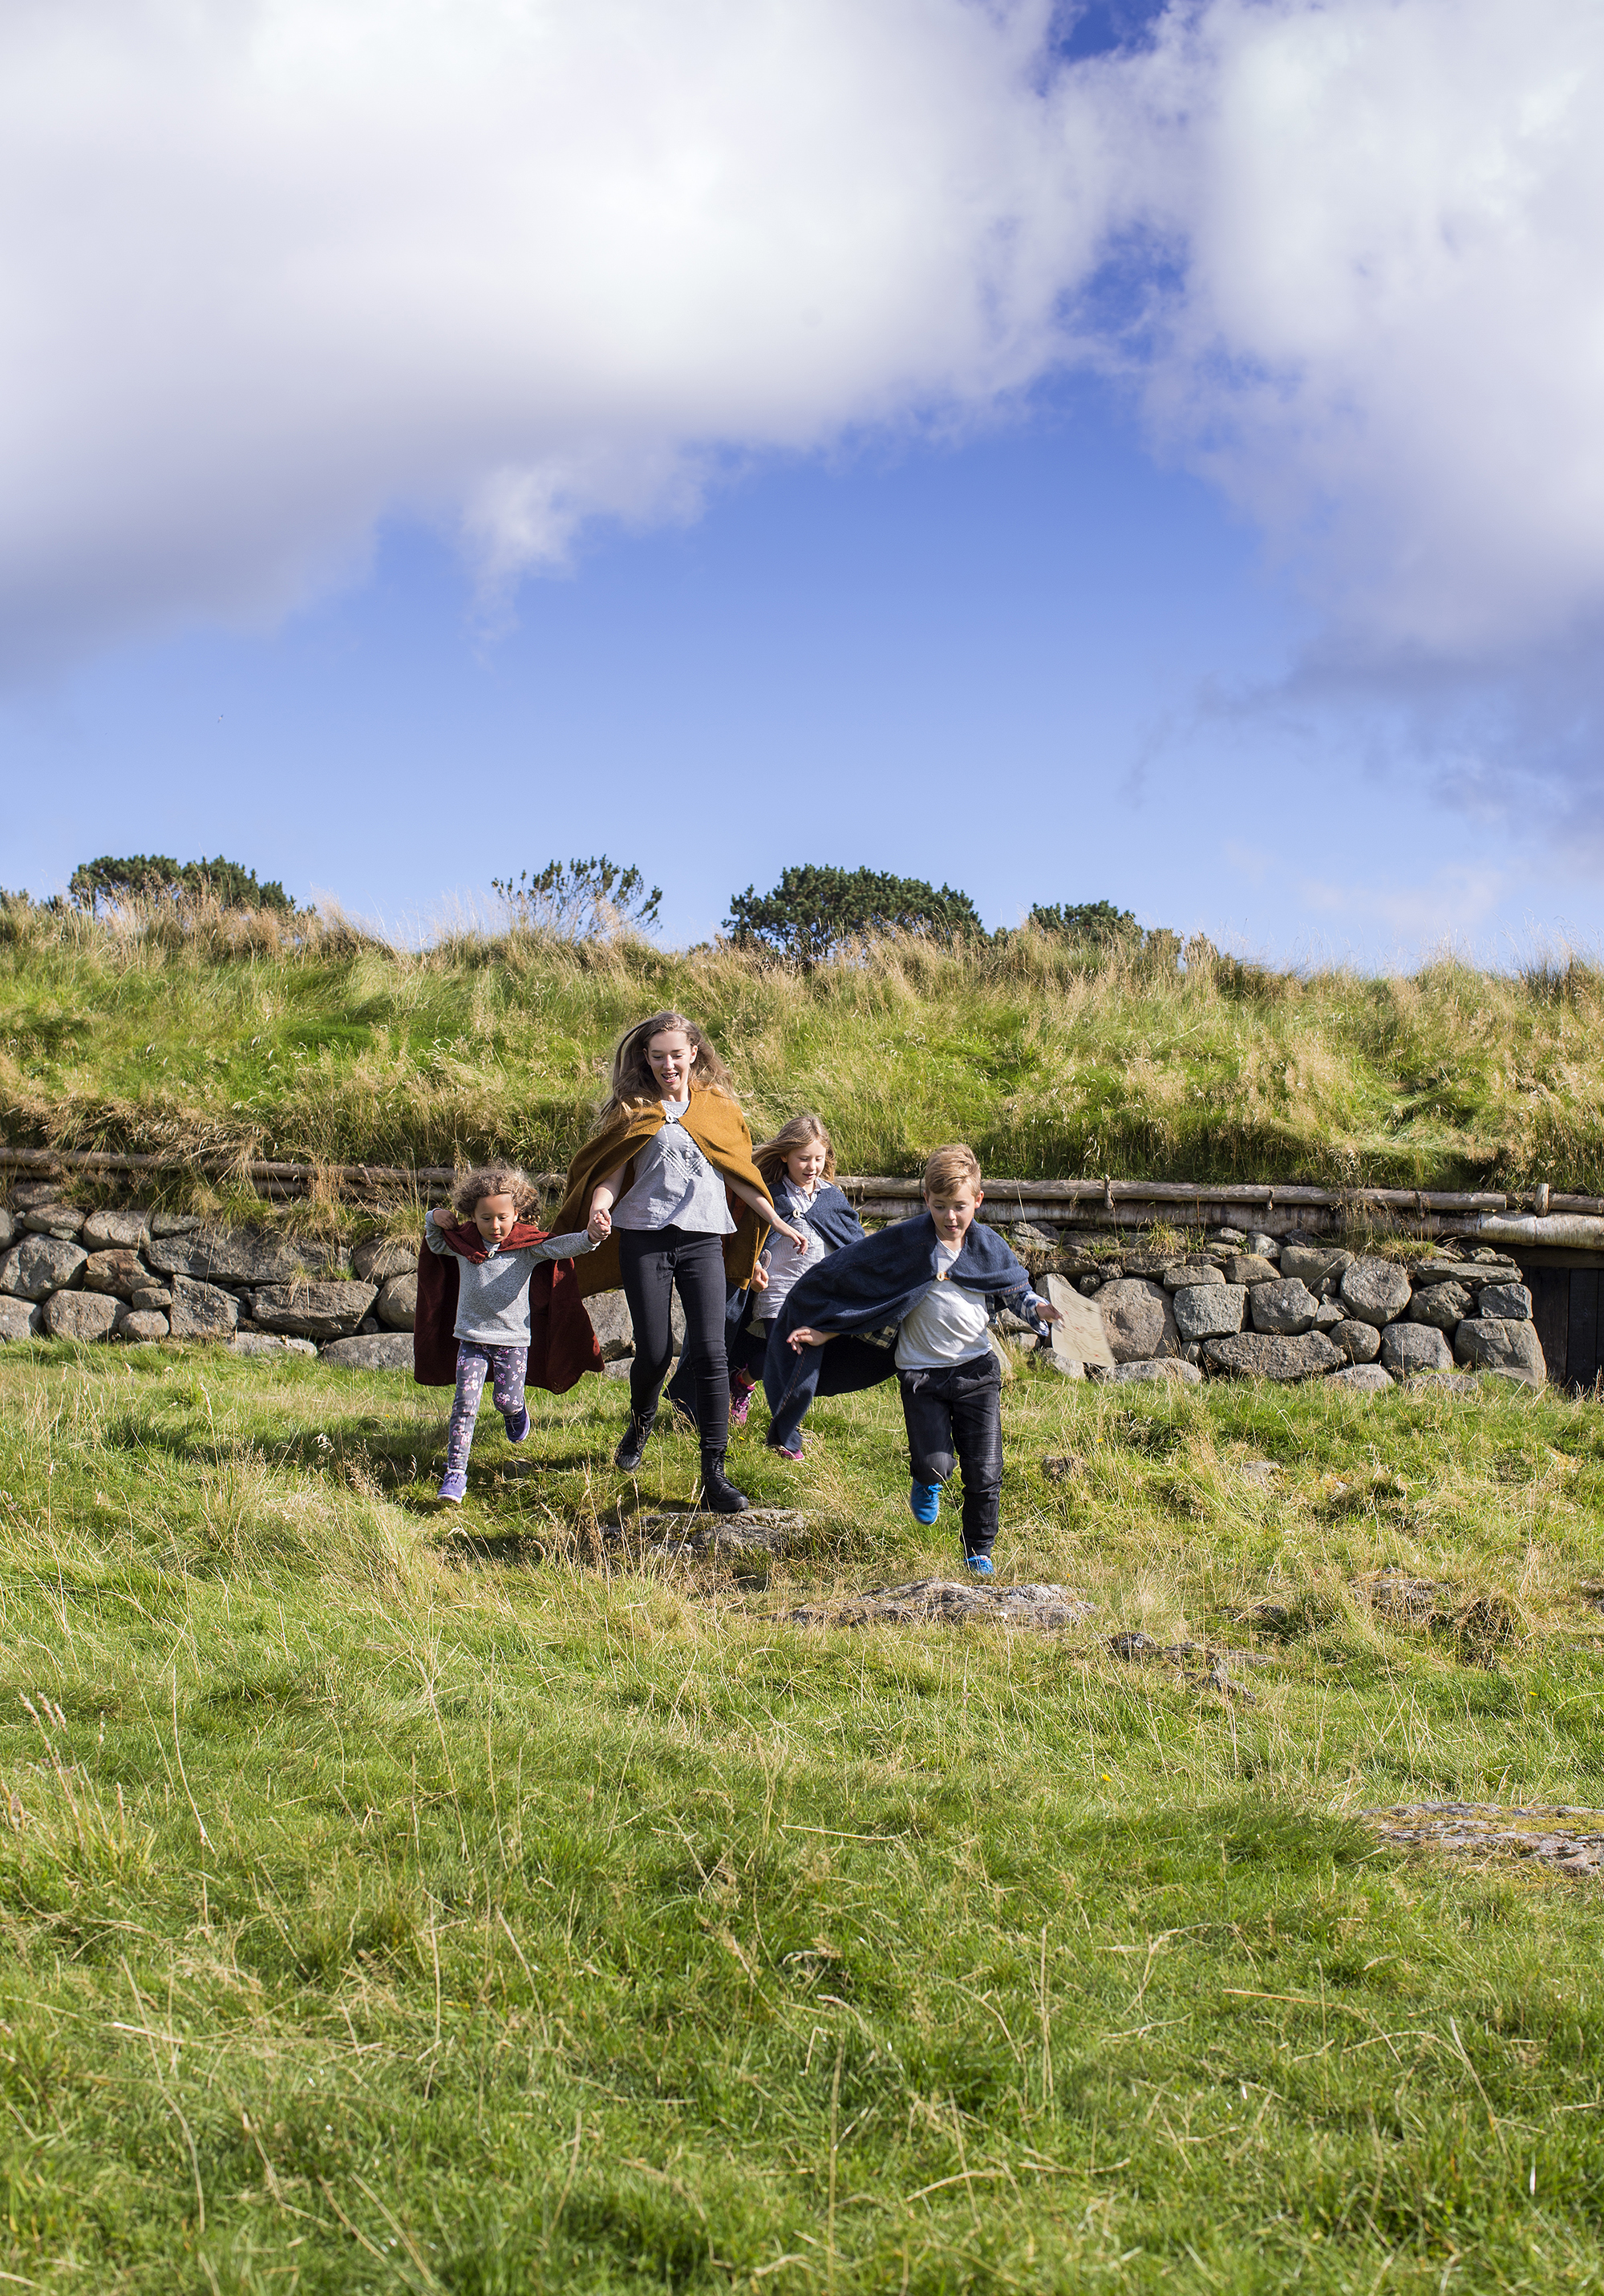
[630,1508,812,1560]
[1202,1330,1343,1381]
[1325,1363,1395,1394]
[319,1331,412,1368]
[1097,1357,1202,1386]
[1365,1803,1604,1877]
[229,1333,319,1359]
[789,1580,1096,1630]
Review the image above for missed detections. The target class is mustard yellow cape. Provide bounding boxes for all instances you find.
[553,1089,771,1298]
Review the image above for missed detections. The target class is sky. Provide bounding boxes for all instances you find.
[3,0,1603,964]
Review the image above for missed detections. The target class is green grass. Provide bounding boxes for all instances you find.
[3,1338,1604,2288]
[5,900,1604,1190]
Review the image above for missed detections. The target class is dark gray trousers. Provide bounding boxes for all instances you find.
[898,1350,1003,1557]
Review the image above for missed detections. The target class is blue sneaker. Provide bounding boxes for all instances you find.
[504,1405,530,1444]
[965,1553,995,1577]
[437,1470,468,1504]
[909,1480,941,1526]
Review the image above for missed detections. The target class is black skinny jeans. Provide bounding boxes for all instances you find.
[618,1226,730,1449]
[898,1350,1003,1557]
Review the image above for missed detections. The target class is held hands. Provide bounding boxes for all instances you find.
[786,1325,831,1352]
[749,1261,770,1291]
[586,1205,612,1245]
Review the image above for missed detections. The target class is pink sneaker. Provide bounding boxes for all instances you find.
[728,1376,755,1427]
[768,1438,804,1464]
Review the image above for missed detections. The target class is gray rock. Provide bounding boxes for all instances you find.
[1107,1357,1203,1386]
[1250,1278,1318,1336]
[1409,1280,1472,1330]
[587,1290,636,1360]
[149,1212,202,1237]
[0,1235,88,1300]
[1096,1278,1177,1363]
[0,1298,43,1342]
[0,1211,13,1249]
[356,1314,382,1336]
[1281,1244,1353,1294]
[22,1205,86,1238]
[1339,1257,1413,1328]
[41,1290,120,1342]
[250,1280,378,1341]
[1313,1299,1346,1331]
[82,1248,147,1299]
[790,1580,1097,1631]
[146,1227,336,1285]
[319,1331,414,1370]
[351,1235,418,1283]
[81,1208,151,1249]
[1477,1282,1532,1322]
[1202,1330,1344,1381]
[1044,1349,1085,1379]
[1161,1260,1224,1290]
[1246,1233,1279,1259]
[1173,1282,1247,1342]
[1325,1364,1396,1394]
[119,1310,170,1342]
[1379,1322,1453,1376]
[229,1333,318,1359]
[1226,1253,1279,1287]
[10,1180,64,1210]
[1414,1258,1520,1290]
[376,1273,418,1329]
[1009,1221,1058,1248]
[1454,1318,1546,1387]
[131,1285,172,1311]
[1333,1318,1382,1363]
[167,1276,240,1339]
[1209,1228,1246,1246]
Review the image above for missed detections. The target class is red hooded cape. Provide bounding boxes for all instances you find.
[412,1221,603,1392]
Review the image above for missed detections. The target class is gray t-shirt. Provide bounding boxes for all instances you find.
[425,1221,595,1345]
[609,1098,736,1236]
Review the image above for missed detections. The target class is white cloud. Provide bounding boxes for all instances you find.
[5,0,1604,694]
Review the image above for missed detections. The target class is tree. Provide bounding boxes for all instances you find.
[68,855,298,914]
[723,865,984,965]
[1027,900,1138,945]
[490,857,662,939]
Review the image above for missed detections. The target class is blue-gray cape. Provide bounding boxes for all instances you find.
[763,1213,1037,1419]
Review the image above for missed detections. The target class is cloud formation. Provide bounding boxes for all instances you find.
[4,0,1604,695]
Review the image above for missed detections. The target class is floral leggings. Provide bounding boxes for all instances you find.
[444,1342,528,1474]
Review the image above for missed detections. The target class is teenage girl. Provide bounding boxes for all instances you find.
[552,1010,807,1513]
[732,1115,863,1459]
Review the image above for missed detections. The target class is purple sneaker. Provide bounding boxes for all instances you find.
[768,1438,804,1464]
[437,1470,468,1504]
[728,1377,755,1427]
[503,1404,530,1444]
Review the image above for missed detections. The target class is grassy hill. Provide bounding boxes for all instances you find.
[3,898,1604,1191]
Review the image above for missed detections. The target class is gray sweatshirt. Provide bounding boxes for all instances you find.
[424,1219,595,1345]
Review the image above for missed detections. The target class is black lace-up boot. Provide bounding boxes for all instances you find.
[614,1408,657,1473]
[699,1446,749,1515]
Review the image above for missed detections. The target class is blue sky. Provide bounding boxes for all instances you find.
[3,1,1602,965]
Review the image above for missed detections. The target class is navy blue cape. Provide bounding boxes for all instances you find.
[763,1212,1035,1418]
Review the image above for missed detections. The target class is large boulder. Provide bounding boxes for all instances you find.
[146,1228,337,1286]
[0,1236,88,1300]
[229,1333,318,1359]
[1225,1253,1279,1287]
[1408,1280,1472,1330]
[351,1235,418,1283]
[1250,1278,1318,1336]
[1280,1244,1353,1295]
[1339,1257,1413,1328]
[1454,1318,1546,1387]
[83,1248,147,1300]
[119,1310,170,1342]
[1096,1278,1177,1363]
[250,1281,377,1341]
[376,1273,418,1329]
[1379,1322,1453,1376]
[1477,1282,1532,1322]
[1173,1282,1247,1342]
[320,1331,415,1370]
[168,1276,240,1339]
[41,1290,120,1342]
[1333,1318,1382,1363]
[1325,1364,1395,1395]
[1202,1330,1343,1382]
[0,1211,14,1249]
[82,1208,151,1249]
[0,1298,43,1341]
[586,1290,636,1360]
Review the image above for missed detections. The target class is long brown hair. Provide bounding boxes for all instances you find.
[595,1009,737,1124]
[753,1112,836,1192]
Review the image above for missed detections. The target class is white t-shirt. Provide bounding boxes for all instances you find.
[752,1178,826,1321]
[894,1241,992,1371]
[609,1096,736,1235]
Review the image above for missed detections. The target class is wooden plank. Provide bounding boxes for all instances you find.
[1567,1270,1600,1393]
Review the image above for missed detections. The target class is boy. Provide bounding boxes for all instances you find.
[767,1144,1060,1574]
